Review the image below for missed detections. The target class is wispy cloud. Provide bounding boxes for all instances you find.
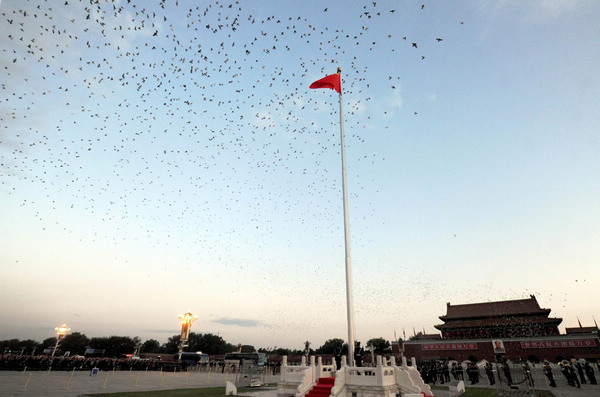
[477,0,592,22]
[142,329,177,334]
[388,89,403,110]
[212,318,266,327]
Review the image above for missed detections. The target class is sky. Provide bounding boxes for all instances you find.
[1,0,599,351]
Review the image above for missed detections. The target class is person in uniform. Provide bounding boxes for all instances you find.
[442,360,450,383]
[484,362,495,385]
[354,342,363,367]
[451,362,459,380]
[574,360,587,384]
[542,361,556,387]
[561,360,580,388]
[334,346,342,370]
[584,361,597,384]
[521,360,534,387]
[458,362,465,380]
[502,360,513,385]
[466,362,479,385]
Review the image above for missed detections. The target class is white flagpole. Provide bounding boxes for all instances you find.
[337,67,356,366]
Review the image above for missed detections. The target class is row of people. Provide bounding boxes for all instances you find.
[0,354,161,371]
[418,358,598,388]
[442,325,559,340]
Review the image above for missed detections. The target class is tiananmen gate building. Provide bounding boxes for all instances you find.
[397,295,600,362]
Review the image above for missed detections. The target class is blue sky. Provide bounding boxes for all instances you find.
[1,0,599,350]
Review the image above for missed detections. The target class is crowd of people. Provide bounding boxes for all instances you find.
[556,359,597,388]
[442,325,560,340]
[418,360,478,385]
[418,358,599,389]
[0,354,162,371]
[0,353,283,375]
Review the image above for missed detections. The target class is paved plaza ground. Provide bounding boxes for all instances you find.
[0,370,278,397]
[0,370,599,397]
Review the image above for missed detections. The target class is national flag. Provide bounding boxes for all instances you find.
[394,329,397,340]
[403,329,406,339]
[578,317,582,328]
[413,326,416,337]
[309,72,341,94]
[593,316,598,328]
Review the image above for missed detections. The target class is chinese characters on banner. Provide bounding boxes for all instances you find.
[521,339,596,349]
[421,343,478,351]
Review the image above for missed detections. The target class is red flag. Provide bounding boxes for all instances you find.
[578,317,582,328]
[310,73,341,94]
[594,316,598,329]
[403,329,406,339]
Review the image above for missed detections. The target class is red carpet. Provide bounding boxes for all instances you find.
[305,377,336,397]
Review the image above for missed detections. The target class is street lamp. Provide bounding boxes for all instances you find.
[51,324,70,357]
[177,312,198,359]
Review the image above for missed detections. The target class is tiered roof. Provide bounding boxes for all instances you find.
[439,295,550,320]
[565,326,599,335]
[435,295,562,331]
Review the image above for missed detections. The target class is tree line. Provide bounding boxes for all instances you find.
[1,334,396,358]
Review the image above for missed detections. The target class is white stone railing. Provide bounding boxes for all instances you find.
[316,356,336,379]
[278,354,432,397]
[281,363,310,383]
[295,365,315,397]
[278,356,312,397]
[329,359,347,397]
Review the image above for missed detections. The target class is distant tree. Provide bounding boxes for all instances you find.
[60,332,89,355]
[162,335,181,354]
[273,348,291,355]
[1,339,22,354]
[106,336,139,357]
[20,339,41,355]
[89,336,139,358]
[89,336,109,354]
[316,338,345,354]
[187,333,235,354]
[42,337,57,350]
[408,332,423,341]
[240,344,255,353]
[141,339,161,354]
[366,337,391,354]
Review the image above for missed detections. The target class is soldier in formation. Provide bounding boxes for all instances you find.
[584,361,597,384]
[484,362,495,385]
[542,361,556,387]
[521,360,534,387]
[466,362,479,385]
[559,360,581,388]
[501,360,513,384]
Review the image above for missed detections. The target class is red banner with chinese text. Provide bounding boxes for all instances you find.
[421,343,478,351]
[520,340,596,349]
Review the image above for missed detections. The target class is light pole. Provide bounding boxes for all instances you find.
[51,324,70,357]
[177,312,198,361]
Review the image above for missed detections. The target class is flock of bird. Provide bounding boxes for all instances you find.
[2,0,455,243]
[1,0,469,335]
